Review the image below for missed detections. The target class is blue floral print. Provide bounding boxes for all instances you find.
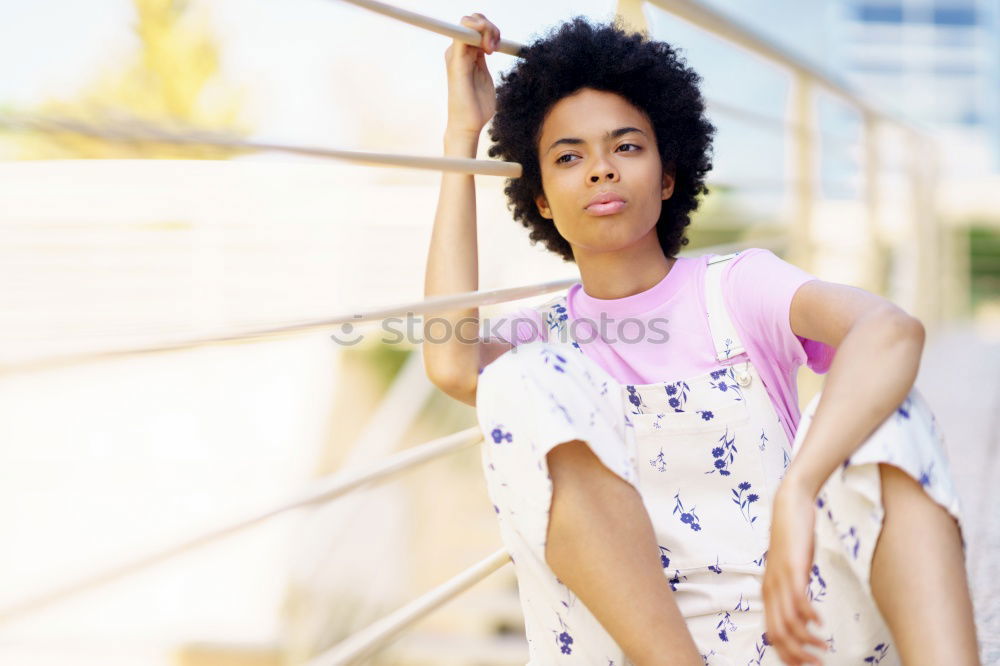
[706,426,738,476]
[864,642,892,663]
[658,545,672,569]
[758,427,768,451]
[732,481,760,525]
[554,623,574,654]
[551,587,577,654]
[807,563,828,603]
[716,610,737,642]
[673,491,702,531]
[714,593,752,643]
[896,396,912,420]
[709,366,746,403]
[647,413,667,430]
[918,460,935,487]
[818,491,863,560]
[624,385,662,414]
[650,447,667,472]
[540,346,568,373]
[490,426,513,444]
[747,633,771,665]
[839,523,861,560]
[547,392,574,425]
[664,380,691,412]
[545,302,569,336]
[625,385,642,409]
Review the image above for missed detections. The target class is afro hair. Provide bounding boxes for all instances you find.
[486,15,716,263]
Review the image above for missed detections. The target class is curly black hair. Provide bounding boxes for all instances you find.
[486,15,716,263]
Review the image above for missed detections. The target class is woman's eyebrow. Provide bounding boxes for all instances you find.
[545,127,647,154]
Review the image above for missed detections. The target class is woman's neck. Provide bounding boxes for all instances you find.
[576,251,677,301]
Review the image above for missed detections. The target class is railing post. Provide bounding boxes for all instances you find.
[863,111,888,296]
[907,129,943,328]
[789,71,815,275]
[616,0,650,36]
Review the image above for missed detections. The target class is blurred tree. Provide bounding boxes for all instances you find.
[12,0,249,159]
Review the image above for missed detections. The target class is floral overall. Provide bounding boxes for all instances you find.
[475,251,965,665]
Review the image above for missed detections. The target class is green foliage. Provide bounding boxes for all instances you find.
[969,225,1000,309]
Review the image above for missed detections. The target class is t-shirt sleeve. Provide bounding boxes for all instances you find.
[480,306,545,346]
[723,248,835,374]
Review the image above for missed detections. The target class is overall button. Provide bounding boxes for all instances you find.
[736,372,752,387]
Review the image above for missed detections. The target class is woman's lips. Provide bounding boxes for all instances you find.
[586,200,626,216]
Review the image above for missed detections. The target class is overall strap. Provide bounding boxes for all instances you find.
[533,292,570,344]
[705,252,747,362]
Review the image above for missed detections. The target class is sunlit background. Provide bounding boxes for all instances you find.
[1,0,998,664]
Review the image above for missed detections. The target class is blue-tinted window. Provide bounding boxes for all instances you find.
[933,63,978,76]
[851,60,906,74]
[959,107,981,125]
[933,7,977,25]
[856,3,904,22]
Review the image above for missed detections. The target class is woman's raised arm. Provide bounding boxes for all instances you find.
[422,14,504,406]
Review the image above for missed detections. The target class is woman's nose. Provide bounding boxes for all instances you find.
[588,156,618,182]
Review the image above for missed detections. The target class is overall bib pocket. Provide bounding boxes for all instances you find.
[630,385,770,572]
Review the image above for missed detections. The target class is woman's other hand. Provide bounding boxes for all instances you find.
[762,480,829,665]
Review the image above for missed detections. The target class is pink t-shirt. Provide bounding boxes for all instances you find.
[482,248,836,447]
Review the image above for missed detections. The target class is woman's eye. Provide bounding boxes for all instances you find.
[556,144,641,164]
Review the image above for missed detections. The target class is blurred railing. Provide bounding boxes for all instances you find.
[0,0,941,664]
[619,0,943,323]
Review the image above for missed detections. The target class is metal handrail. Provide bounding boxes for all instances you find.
[0,426,483,625]
[0,112,520,178]
[335,0,526,56]
[305,548,512,666]
[643,0,931,133]
[0,239,785,374]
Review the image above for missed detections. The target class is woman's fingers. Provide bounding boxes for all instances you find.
[791,573,827,652]
[784,592,825,664]
[795,586,824,633]
[472,13,500,51]
[461,13,500,53]
[766,579,826,665]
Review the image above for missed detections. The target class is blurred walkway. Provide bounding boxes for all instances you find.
[916,320,1000,665]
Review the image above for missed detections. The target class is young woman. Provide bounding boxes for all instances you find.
[422,13,980,666]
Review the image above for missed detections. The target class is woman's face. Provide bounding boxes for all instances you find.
[534,87,674,258]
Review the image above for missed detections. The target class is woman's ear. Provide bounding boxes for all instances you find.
[661,167,676,201]
[535,193,552,219]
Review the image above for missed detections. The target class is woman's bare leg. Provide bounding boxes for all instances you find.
[870,462,980,665]
[544,439,703,666]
